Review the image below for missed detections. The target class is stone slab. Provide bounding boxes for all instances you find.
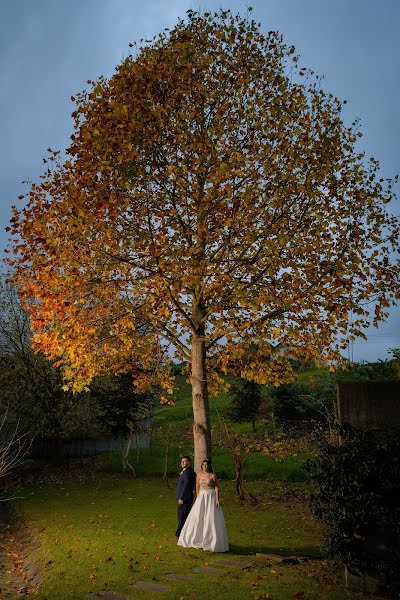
[255,553,319,566]
[88,593,132,600]
[255,553,287,562]
[216,559,253,569]
[132,581,170,592]
[164,573,196,582]
[192,566,225,574]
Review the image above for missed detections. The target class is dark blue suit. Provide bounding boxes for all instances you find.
[175,466,196,536]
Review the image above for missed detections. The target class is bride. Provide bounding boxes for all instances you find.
[177,459,229,553]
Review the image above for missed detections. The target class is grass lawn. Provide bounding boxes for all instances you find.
[153,375,233,428]
[153,370,331,432]
[9,466,383,600]
[1,368,382,599]
[105,445,309,483]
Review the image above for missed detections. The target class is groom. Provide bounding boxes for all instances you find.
[175,455,196,538]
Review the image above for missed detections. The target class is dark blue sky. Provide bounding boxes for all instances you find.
[1,0,399,361]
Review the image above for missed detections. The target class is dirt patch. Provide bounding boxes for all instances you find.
[0,502,44,598]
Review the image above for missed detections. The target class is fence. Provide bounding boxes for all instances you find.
[336,381,400,430]
[29,431,150,459]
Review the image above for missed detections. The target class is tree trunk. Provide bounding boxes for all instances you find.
[163,441,169,480]
[122,425,136,478]
[191,328,211,472]
[234,457,245,501]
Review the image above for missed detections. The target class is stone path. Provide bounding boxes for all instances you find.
[133,581,171,592]
[88,551,316,597]
[216,558,253,569]
[164,573,196,582]
[88,593,133,600]
[192,566,225,574]
[86,555,256,597]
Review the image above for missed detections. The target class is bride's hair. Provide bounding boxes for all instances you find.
[201,459,213,473]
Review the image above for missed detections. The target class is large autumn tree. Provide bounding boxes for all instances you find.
[9,10,399,470]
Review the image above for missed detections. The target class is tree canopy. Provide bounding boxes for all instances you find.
[8,9,399,468]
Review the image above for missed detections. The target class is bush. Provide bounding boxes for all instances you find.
[305,426,400,594]
[270,380,335,420]
[228,379,263,431]
[336,359,399,382]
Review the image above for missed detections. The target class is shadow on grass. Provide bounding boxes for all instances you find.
[228,543,324,558]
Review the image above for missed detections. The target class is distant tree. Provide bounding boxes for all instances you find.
[0,351,103,449]
[0,278,154,463]
[10,10,399,470]
[90,372,155,437]
[270,379,336,421]
[336,360,399,382]
[390,348,400,378]
[90,372,156,475]
[229,379,263,432]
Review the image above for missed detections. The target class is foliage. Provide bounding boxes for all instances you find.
[90,372,156,437]
[0,350,104,442]
[212,421,312,496]
[0,277,155,449]
[336,359,400,382]
[305,426,400,593]
[269,379,336,420]
[228,378,263,431]
[389,348,400,378]
[0,276,98,442]
[9,9,399,466]
[151,421,193,483]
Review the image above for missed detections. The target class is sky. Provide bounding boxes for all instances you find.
[0,0,399,362]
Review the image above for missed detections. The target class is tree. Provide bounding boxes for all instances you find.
[0,277,104,455]
[90,372,156,475]
[8,10,399,470]
[0,278,153,463]
[0,406,31,496]
[229,378,263,432]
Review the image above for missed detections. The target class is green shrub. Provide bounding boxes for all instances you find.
[228,379,263,431]
[270,380,335,420]
[305,426,400,594]
[336,359,399,382]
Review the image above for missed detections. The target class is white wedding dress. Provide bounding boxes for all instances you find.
[177,476,229,552]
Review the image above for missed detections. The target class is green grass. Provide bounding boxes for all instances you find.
[154,369,330,430]
[6,366,378,599]
[104,446,309,483]
[296,367,330,383]
[12,472,383,600]
[154,375,234,427]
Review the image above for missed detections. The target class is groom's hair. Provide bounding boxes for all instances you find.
[181,455,191,462]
